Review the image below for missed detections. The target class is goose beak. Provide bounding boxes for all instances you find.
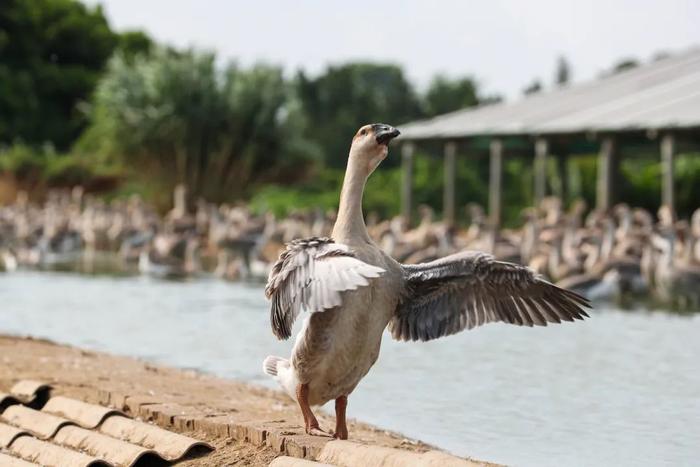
[373,124,400,145]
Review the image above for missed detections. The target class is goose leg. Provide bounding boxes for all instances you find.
[296,383,329,436]
[334,395,348,440]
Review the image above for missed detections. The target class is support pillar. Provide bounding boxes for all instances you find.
[401,142,415,227]
[443,141,457,226]
[489,139,503,230]
[534,138,548,207]
[596,136,617,211]
[661,133,675,215]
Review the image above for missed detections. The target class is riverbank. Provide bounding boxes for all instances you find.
[0,334,495,466]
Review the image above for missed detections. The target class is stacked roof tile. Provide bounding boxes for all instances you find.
[0,381,213,467]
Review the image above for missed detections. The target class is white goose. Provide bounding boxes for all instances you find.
[263,124,590,439]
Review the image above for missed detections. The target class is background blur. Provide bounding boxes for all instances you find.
[2,2,700,466]
[2,0,699,222]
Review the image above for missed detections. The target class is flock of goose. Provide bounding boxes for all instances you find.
[1,185,699,308]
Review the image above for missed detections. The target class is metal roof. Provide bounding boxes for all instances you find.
[401,48,700,140]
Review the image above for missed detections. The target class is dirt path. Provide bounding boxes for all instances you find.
[0,335,494,466]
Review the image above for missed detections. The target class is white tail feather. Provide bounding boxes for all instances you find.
[263,355,286,376]
[262,355,297,401]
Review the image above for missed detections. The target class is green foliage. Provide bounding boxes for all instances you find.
[0,0,117,148]
[0,0,696,224]
[250,151,488,223]
[363,164,403,217]
[250,169,342,217]
[0,142,119,189]
[297,63,423,169]
[116,30,153,61]
[674,153,700,218]
[619,155,661,213]
[423,75,479,116]
[0,143,46,182]
[82,49,319,204]
[43,153,97,186]
[609,58,640,75]
[523,79,543,96]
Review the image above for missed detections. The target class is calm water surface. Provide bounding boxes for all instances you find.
[1,271,698,467]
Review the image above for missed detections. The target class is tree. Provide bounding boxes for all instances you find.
[0,0,117,149]
[297,63,422,168]
[652,51,670,62]
[479,94,504,105]
[423,75,479,117]
[554,55,571,87]
[523,79,543,96]
[83,49,319,203]
[117,30,154,61]
[609,58,640,75]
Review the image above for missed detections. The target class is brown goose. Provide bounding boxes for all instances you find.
[263,123,590,440]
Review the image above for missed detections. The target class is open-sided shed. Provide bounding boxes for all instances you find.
[399,48,700,226]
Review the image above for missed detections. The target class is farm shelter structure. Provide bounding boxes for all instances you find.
[399,48,700,227]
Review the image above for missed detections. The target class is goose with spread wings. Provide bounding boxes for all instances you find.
[263,123,590,440]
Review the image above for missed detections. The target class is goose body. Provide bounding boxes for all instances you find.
[263,124,590,439]
[266,239,402,406]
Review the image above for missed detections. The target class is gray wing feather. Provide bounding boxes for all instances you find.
[265,237,385,340]
[391,250,590,341]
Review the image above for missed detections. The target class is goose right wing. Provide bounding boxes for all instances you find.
[265,237,385,339]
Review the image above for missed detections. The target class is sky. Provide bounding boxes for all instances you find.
[84,0,700,99]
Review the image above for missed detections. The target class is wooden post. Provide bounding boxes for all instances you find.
[443,141,457,226]
[401,142,415,226]
[661,133,675,215]
[596,136,616,211]
[534,138,548,207]
[489,139,503,230]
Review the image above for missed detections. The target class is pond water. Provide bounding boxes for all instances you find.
[1,271,698,467]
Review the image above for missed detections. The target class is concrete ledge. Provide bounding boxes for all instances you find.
[269,456,335,467]
[71,388,486,466]
[317,440,485,467]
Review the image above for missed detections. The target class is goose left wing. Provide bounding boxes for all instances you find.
[265,237,385,340]
[391,251,590,342]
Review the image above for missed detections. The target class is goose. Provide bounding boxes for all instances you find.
[37,211,83,266]
[138,228,200,278]
[691,208,700,263]
[652,231,700,307]
[262,124,590,440]
[0,248,17,272]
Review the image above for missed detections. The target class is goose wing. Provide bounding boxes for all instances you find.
[391,250,590,342]
[265,237,385,340]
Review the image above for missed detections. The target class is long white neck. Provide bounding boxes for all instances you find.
[332,155,371,244]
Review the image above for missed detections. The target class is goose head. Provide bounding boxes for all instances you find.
[350,123,400,174]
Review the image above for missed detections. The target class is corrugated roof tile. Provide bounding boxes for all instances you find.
[0,386,214,465]
[8,436,111,467]
[99,414,212,461]
[9,381,51,402]
[53,425,160,467]
[42,396,123,429]
[1,380,51,410]
[0,452,39,467]
[1,405,74,439]
[0,422,29,447]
